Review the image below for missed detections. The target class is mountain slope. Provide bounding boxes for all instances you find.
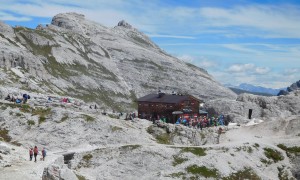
[0,13,236,111]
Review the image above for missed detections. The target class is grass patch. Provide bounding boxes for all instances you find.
[172,155,188,166]
[82,114,95,122]
[186,165,218,178]
[32,107,51,117]
[120,145,141,151]
[260,158,272,165]
[38,116,46,125]
[75,174,87,180]
[60,115,68,122]
[111,126,122,132]
[264,148,284,163]
[277,144,300,155]
[253,143,260,149]
[1,106,7,110]
[82,154,93,161]
[167,172,185,178]
[0,128,11,142]
[180,147,206,156]
[108,114,119,119]
[11,141,22,146]
[223,168,260,180]
[156,133,171,144]
[27,120,35,126]
[15,113,22,117]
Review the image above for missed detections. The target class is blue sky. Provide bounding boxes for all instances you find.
[1,0,300,88]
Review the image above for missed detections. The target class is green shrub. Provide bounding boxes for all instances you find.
[172,155,188,166]
[38,116,46,124]
[32,107,51,117]
[60,115,68,122]
[27,120,35,126]
[11,141,22,146]
[264,148,284,162]
[82,114,95,122]
[167,172,185,178]
[83,154,93,161]
[277,144,300,155]
[0,128,11,142]
[76,174,86,180]
[111,126,122,132]
[180,147,206,156]
[223,168,260,180]
[120,145,141,150]
[186,165,218,178]
[15,113,22,117]
[156,133,171,144]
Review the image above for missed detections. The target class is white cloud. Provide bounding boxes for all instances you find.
[255,67,270,74]
[0,12,31,22]
[227,63,271,75]
[200,5,300,38]
[222,44,261,54]
[228,63,255,73]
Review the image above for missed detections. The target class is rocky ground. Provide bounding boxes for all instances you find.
[0,93,299,180]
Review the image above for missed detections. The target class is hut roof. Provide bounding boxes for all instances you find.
[137,93,195,104]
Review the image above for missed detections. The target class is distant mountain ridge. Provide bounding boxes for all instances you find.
[225,83,285,96]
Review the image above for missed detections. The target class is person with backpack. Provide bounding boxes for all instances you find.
[33,146,38,162]
[29,148,33,161]
[41,148,46,161]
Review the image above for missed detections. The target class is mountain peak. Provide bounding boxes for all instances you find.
[117,20,133,29]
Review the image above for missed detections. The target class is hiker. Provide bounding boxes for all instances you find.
[41,148,46,161]
[23,94,28,104]
[29,148,33,161]
[33,146,38,162]
[89,105,92,109]
[5,94,11,101]
[217,127,223,144]
[94,104,97,109]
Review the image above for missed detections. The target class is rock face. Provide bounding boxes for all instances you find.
[278,80,300,96]
[0,13,236,111]
[204,90,300,123]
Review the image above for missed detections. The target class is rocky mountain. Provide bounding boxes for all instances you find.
[0,12,236,111]
[225,83,284,96]
[278,80,300,96]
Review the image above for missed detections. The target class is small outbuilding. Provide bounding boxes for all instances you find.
[137,92,201,123]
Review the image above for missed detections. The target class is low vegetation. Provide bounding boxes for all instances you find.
[82,154,93,161]
[223,168,260,180]
[264,148,284,163]
[111,126,122,132]
[277,144,300,156]
[75,174,87,180]
[0,128,11,142]
[260,158,272,165]
[27,120,35,126]
[180,147,206,156]
[82,114,95,122]
[38,116,46,125]
[120,145,141,151]
[167,172,185,178]
[172,155,188,166]
[277,166,289,180]
[156,133,171,144]
[60,115,68,122]
[186,165,218,178]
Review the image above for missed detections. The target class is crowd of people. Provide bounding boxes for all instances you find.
[4,93,30,104]
[29,146,46,162]
[175,114,227,130]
